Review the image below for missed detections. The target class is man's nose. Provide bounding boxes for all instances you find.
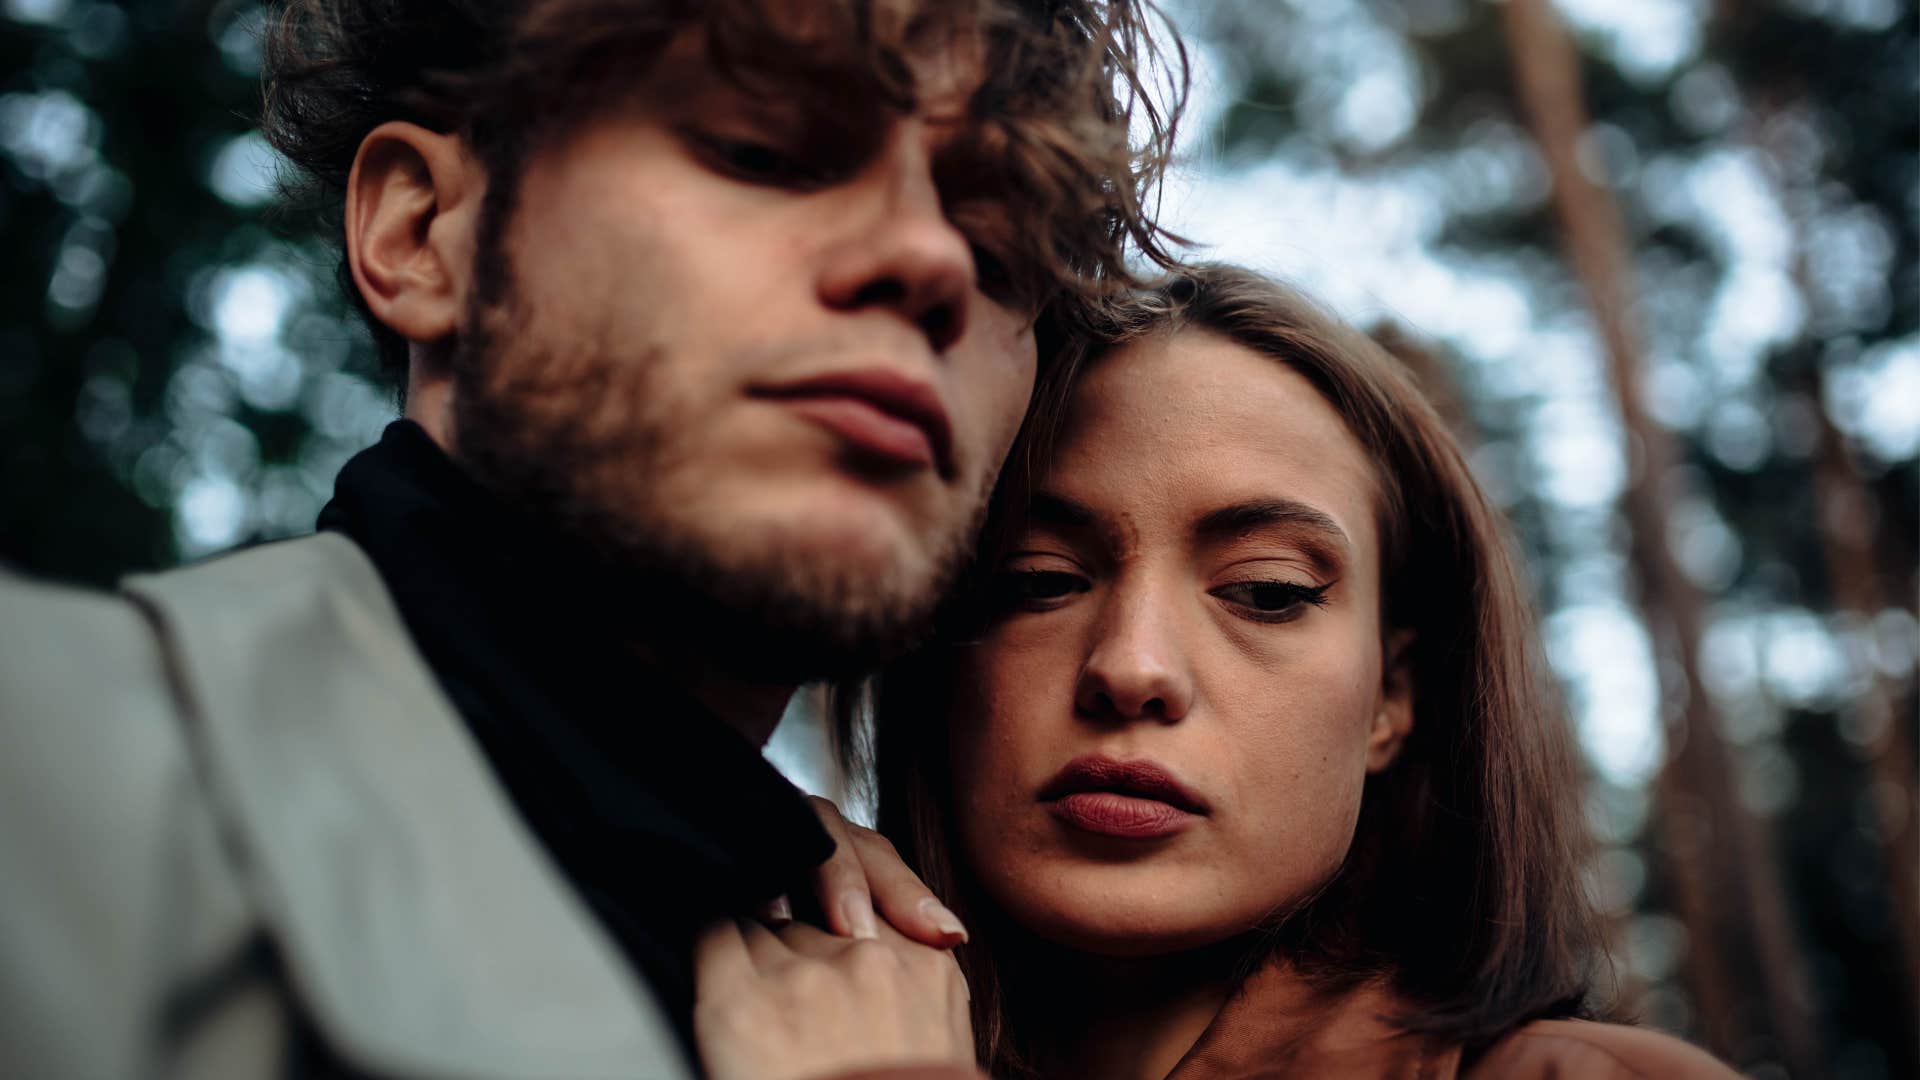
[1073,588,1195,725]
[816,132,973,353]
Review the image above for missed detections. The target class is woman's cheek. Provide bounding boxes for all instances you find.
[951,651,1027,806]
[1225,704,1374,903]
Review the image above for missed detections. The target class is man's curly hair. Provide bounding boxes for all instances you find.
[260,0,1188,385]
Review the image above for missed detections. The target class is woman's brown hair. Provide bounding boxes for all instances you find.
[838,263,1606,1074]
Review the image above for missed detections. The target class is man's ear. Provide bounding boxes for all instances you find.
[344,122,484,347]
[1366,629,1416,773]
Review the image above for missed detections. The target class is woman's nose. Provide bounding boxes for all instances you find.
[1073,594,1193,724]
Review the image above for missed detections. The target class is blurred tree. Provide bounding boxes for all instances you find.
[0,0,390,586]
[1501,0,1821,1071]
[1725,4,1920,1024]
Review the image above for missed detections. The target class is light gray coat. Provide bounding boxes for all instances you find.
[0,533,692,1079]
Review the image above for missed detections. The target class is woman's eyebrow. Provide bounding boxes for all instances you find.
[1025,492,1130,554]
[1193,499,1351,567]
[1028,491,1098,532]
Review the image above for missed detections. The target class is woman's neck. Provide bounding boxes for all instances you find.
[1021,942,1246,1080]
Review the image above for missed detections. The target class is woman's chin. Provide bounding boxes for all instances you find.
[997,894,1255,960]
[969,850,1329,962]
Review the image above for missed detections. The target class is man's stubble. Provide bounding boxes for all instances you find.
[445,249,995,685]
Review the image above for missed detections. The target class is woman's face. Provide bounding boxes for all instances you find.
[949,329,1414,957]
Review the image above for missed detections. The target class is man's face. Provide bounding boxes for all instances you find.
[449,36,1039,679]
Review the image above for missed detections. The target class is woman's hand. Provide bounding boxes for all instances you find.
[798,796,967,946]
[693,918,974,1080]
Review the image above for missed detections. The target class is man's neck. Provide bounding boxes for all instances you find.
[408,386,800,746]
[404,370,456,447]
[679,674,798,748]
[624,632,798,747]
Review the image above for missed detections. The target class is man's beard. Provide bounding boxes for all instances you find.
[445,270,988,686]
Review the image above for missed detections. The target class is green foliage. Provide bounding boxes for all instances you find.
[0,0,389,585]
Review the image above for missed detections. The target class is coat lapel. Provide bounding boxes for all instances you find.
[128,533,689,1079]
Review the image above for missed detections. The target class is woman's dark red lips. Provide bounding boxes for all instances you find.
[1037,755,1210,815]
[754,369,954,477]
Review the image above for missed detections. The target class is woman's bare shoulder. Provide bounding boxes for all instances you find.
[1463,1019,1740,1079]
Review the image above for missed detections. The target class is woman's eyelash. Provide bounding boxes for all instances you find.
[1211,580,1334,621]
[992,571,1333,623]
[993,568,1087,607]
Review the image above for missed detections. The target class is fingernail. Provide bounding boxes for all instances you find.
[919,897,969,943]
[841,896,879,940]
[764,894,793,925]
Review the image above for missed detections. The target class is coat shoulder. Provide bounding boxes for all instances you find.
[0,567,200,852]
[2,539,693,1078]
[0,565,175,719]
[0,568,277,1079]
[1467,1019,1740,1079]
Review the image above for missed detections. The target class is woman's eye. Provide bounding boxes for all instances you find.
[994,569,1089,608]
[1211,580,1332,621]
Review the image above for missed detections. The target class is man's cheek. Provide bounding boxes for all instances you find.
[989,386,1031,466]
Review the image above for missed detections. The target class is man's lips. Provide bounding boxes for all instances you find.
[754,369,954,477]
[1038,755,1209,840]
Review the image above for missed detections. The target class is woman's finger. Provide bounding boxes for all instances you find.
[806,796,879,939]
[946,959,973,1053]
[846,825,967,947]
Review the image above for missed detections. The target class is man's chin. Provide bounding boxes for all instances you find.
[719,471,943,553]
[635,568,943,686]
[447,365,971,681]
[614,514,960,685]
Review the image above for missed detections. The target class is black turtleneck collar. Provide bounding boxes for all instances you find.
[318,419,836,1043]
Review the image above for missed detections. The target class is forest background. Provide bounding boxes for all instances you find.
[0,0,1913,1076]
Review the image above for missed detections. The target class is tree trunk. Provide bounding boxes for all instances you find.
[1807,371,1920,1023]
[1497,1,1825,1074]
[1739,85,1920,1038]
